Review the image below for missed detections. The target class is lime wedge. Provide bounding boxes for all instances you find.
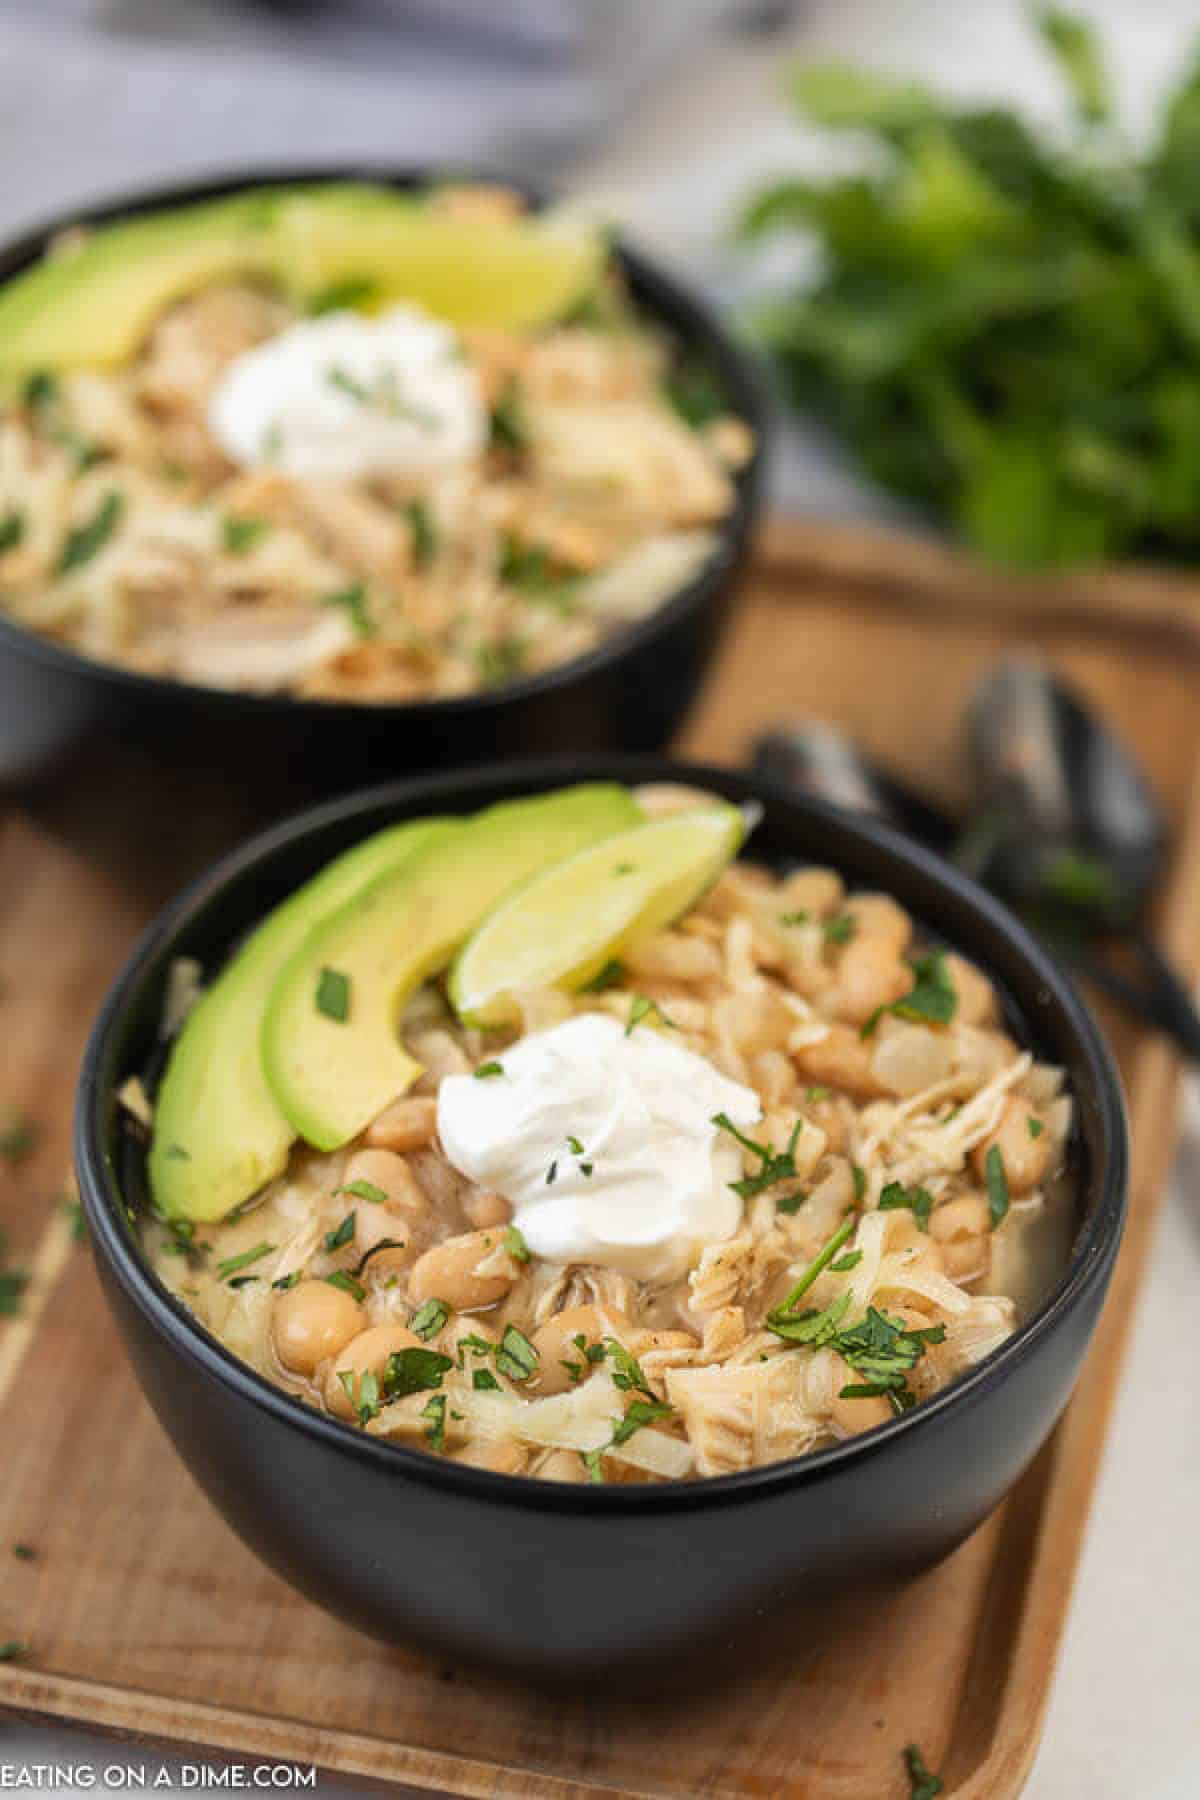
[450,804,747,1027]
[275,193,606,330]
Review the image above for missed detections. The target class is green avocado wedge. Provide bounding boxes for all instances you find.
[262,785,641,1152]
[147,816,454,1224]
[450,803,747,1027]
[0,182,604,381]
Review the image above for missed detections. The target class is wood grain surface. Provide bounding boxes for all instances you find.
[3,520,1199,1798]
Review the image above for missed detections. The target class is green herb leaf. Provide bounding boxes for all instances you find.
[852,1163,867,1202]
[985,1143,1011,1227]
[0,1109,37,1162]
[320,582,374,639]
[338,1178,387,1206]
[864,950,957,1036]
[878,1179,934,1232]
[382,1347,453,1398]
[474,635,527,686]
[315,966,351,1022]
[497,533,578,612]
[63,1197,87,1243]
[503,1224,531,1263]
[605,1337,654,1399]
[421,1392,448,1452]
[829,1249,863,1272]
[13,1544,34,1561]
[57,490,123,575]
[823,913,857,945]
[1028,1115,1045,1138]
[474,1060,504,1079]
[779,909,809,927]
[662,360,726,429]
[22,370,58,410]
[495,1323,539,1383]
[221,514,270,555]
[215,1241,274,1281]
[903,1742,944,1800]
[323,1213,357,1253]
[324,1269,366,1302]
[410,1297,450,1341]
[339,1367,382,1426]
[610,1397,674,1447]
[404,498,438,568]
[473,1368,501,1391]
[770,1215,856,1318]
[0,510,24,555]
[713,1111,806,1200]
[581,958,625,992]
[490,378,528,451]
[0,1641,28,1663]
[0,1271,29,1317]
[272,1271,301,1291]
[625,994,677,1036]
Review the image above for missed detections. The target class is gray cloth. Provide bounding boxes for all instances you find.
[0,1,731,239]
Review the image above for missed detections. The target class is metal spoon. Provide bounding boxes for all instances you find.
[754,671,1200,1056]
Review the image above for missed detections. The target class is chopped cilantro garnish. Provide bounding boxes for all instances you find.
[320,582,374,639]
[0,510,24,555]
[410,1298,450,1341]
[13,1545,34,1561]
[63,1197,86,1243]
[323,1213,357,1253]
[626,994,677,1036]
[495,1323,538,1383]
[404,498,437,568]
[474,1060,504,1079]
[851,1163,867,1202]
[221,515,270,555]
[351,1238,406,1277]
[57,490,123,575]
[475,635,527,685]
[338,1179,387,1206]
[863,949,957,1036]
[823,913,857,945]
[421,1392,448,1452]
[829,1250,863,1273]
[805,1085,832,1102]
[215,1242,274,1281]
[490,378,528,450]
[0,1110,37,1162]
[272,1271,301,1291]
[382,1347,453,1398]
[566,1135,585,1156]
[1028,1116,1045,1138]
[0,1271,29,1317]
[315,966,351,1022]
[985,1144,1011,1228]
[22,370,57,410]
[904,1742,944,1800]
[713,1111,805,1201]
[581,958,625,992]
[779,909,809,927]
[878,1180,933,1232]
[503,1224,531,1263]
[605,1337,655,1398]
[662,360,725,429]
[339,1367,381,1426]
[226,1275,261,1289]
[0,1642,28,1663]
[324,1269,366,1302]
[473,1368,501,1391]
[610,1397,674,1447]
[771,1215,856,1317]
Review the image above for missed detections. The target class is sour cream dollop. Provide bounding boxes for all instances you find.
[436,1012,763,1282]
[208,303,486,480]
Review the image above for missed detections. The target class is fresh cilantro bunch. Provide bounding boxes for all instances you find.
[740,10,1200,566]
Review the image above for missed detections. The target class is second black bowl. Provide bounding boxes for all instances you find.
[0,168,765,796]
[75,756,1127,1685]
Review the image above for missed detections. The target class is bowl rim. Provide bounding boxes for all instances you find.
[75,753,1129,1516]
[0,161,766,723]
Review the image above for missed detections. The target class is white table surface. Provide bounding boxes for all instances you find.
[5,3,1200,1794]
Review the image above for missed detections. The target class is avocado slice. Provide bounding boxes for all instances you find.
[262,784,641,1151]
[0,183,603,380]
[0,190,287,380]
[450,804,747,1027]
[148,815,455,1224]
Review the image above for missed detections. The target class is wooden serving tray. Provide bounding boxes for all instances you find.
[4,518,1200,1798]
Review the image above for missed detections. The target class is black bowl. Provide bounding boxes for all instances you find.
[0,169,766,796]
[75,756,1127,1685]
